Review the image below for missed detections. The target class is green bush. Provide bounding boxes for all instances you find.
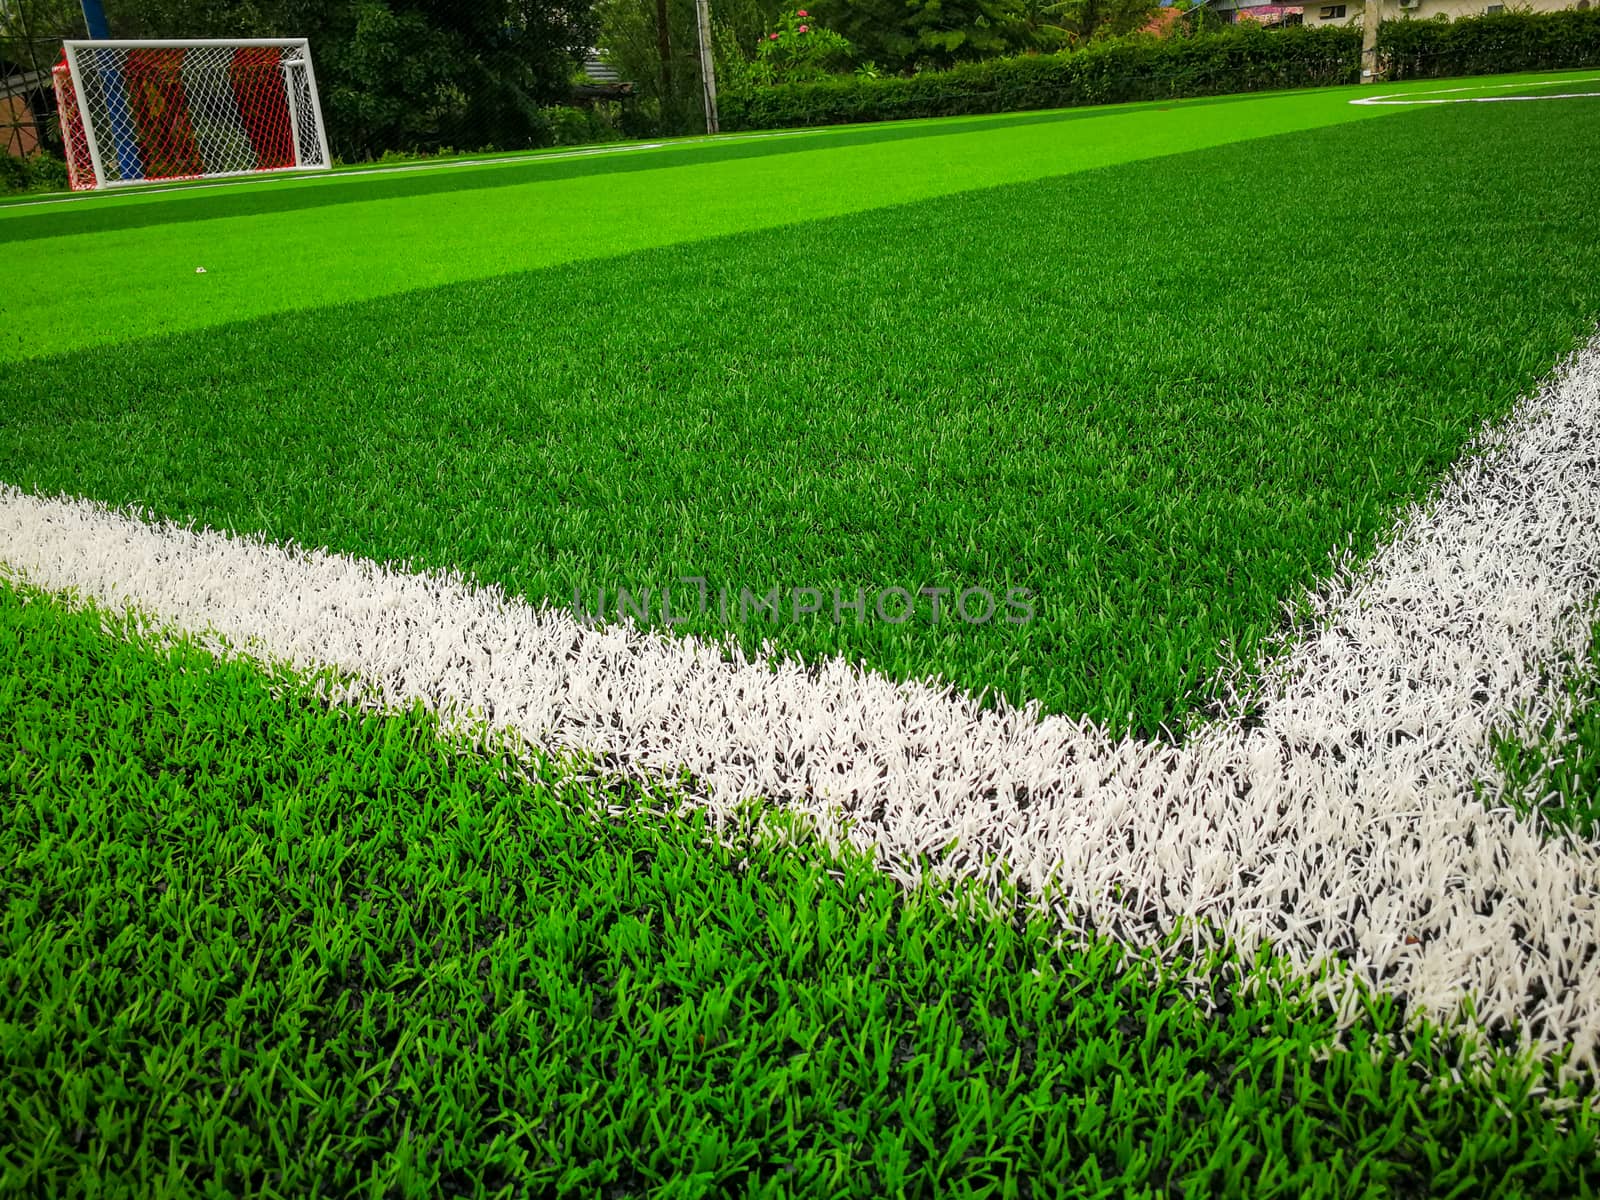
[751,8,858,84]
[721,25,1361,130]
[1378,8,1600,80]
[354,105,631,159]
[539,103,631,146]
[0,151,70,195]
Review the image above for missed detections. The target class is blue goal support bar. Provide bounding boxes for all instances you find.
[76,2,143,182]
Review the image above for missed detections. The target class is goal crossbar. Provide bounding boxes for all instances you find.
[63,38,325,49]
[56,38,331,190]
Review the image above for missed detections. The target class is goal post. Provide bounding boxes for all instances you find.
[54,39,331,191]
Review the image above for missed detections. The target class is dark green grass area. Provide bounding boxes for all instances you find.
[3,585,1598,1198]
[4,102,1600,733]
[1491,624,1600,838]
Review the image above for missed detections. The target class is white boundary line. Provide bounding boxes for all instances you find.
[1353,76,1600,106]
[3,332,1600,1067]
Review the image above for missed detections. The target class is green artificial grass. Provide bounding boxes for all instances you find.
[2,583,1597,1198]
[0,69,1580,240]
[1377,73,1600,102]
[1490,623,1600,838]
[4,100,1599,733]
[0,84,1404,363]
[0,89,1355,242]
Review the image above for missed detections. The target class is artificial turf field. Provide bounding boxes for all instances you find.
[4,72,1600,1196]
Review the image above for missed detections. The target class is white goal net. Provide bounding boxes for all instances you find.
[53,39,331,191]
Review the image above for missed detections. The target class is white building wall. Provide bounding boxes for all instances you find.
[1302,0,1584,25]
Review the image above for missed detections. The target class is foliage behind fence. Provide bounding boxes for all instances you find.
[721,24,1362,129]
[721,8,1600,132]
[1377,8,1600,80]
[6,1,1600,187]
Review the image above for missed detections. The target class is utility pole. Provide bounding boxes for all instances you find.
[1361,0,1382,82]
[693,0,718,135]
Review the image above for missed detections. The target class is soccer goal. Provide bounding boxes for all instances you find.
[52,39,331,191]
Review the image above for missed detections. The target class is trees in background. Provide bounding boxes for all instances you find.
[7,0,1181,157]
[1043,0,1169,46]
[597,0,1164,134]
[810,0,1025,72]
[799,0,1161,73]
[0,0,81,161]
[595,0,706,134]
[595,0,792,133]
[77,0,600,158]
[0,0,80,81]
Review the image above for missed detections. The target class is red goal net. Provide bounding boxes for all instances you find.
[53,39,330,190]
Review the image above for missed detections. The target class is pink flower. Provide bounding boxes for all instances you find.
[797,8,808,15]
[798,23,808,31]
[769,31,779,39]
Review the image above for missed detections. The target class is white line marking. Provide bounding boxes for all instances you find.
[1353,76,1600,106]
[3,332,1600,1066]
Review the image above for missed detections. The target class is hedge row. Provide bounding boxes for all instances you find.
[720,25,1361,131]
[0,151,68,195]
[721,8,1600,132]
[1379,8,1600,80]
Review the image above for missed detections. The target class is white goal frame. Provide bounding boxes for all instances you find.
[60,38,331,190]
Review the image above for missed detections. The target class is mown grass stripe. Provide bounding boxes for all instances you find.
[1,85,1404,363]
[0,89,1342,234]
[8,100,1600,731]
[4,328,1600,1068]
[0,70,1567,231]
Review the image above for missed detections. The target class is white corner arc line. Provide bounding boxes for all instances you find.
[1353,76,1600,106]
[3,331,1600,1068]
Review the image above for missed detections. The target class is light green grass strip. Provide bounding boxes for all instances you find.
[3,581,1597,1198]
[0,70,1573,225]
[4,88,1352,214]
[1,84,1408,363]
